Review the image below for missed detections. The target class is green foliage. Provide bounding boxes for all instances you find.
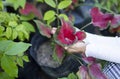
[44,0,56,8]
[0,40,31,78]
[58,14,69,21]
[43,10,56,20]
[94,0,120,13]
[58,0,72,9]
[58,73,78,79]
[0,72,14,79]
[0,12,35,41]
[6,0,26,10]
[1,55,18,77]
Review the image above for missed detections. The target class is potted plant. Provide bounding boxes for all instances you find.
[22,0,107,79]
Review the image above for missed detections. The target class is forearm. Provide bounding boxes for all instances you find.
[84,33,120,63]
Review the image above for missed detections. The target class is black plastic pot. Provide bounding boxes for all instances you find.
[30,33,83,78]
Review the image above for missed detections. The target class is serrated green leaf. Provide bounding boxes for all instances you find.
[0,26,4,35]
[5,27,12,39]
[59,14,69,21]
[0,72,14,79]
[22,22,35,32]
[6,0,26,10]
[17,57,23,67]
[22,55,29,62]
[8,21,18,27]
[58,0,72,9]
[18,31,24,41]
[20,13,35,21]
[23,30,29,40]
[0,40,12,52]
[0,1,3,10]
[44,0,56,8]
[12,29,18,40]
[1,55,18,77]
[17,0,26,9]
[5,42,31,55]
[44,10,56,20]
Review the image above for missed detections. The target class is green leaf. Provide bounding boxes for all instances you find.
[0,1,3,10]
[58,77,68,79]
[59,14,69,21]
[17,0,26,9]
[0,72,14,79]
[5,27,12,39]
[20,13,35,21]
[18,31,24,41]
[44,0,56,8]
[0,26,4,35]
[6,0,26,10]
[1,55,18,77]
[22,55,29,62]
[44,10,56,20]
[37,0,44,2]
[68,73,77,79]
[8,21,18,27]
[23,30,29,40]
[58,0,72,9]
[5,42,31,55]
[12,29,18,40]
[17,57,24,67]
[47,17,56,25]
[0,40,12,52]
[22,22,35,32]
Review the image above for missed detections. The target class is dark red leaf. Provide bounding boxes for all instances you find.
[55,44,65,59]
[34,20,51,38]
[75,31,86,41]
[111,15,120,28]
[19,2,43,19]
[89,63,107,79]
[90,7,113,29]
[57,19,76,45]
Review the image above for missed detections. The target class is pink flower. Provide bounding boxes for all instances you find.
[90,7,113,29]
[57,19,86,45]
[19,2,42,19]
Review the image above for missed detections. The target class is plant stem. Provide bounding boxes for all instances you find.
[71,54,84,65]
[55,0,60,27]
[80,22,92,30]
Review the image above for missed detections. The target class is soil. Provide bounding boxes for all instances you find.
[36,41,61,68]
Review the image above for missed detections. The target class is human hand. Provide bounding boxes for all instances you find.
[64,41,86,54]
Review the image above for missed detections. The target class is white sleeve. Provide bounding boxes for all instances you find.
[83,32,120,63]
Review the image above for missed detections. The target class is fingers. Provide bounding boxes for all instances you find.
[64,41,86,53]
[51,27,57,34]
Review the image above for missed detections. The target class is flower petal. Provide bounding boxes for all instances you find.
[90,7,113,29]
[19,2,43,19]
